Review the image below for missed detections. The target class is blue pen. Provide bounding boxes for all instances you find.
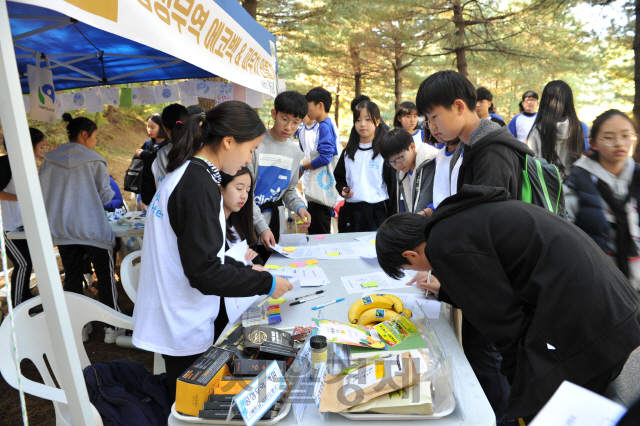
[312,298,345,310]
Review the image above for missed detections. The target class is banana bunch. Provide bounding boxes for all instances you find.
[348,294,413,325]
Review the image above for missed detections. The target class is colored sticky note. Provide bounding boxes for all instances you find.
[362,281,379,288]
[305,259,319,265]
[370,240,376,244]
[293,261,306,267]
[327,252,339,257]
[268,298,286,304]
[297,217,308,224]
[119,87,132,108]
[265,264,283,270]
[314,235,326,239]
[290,264,299,268]
[283,247,297,253]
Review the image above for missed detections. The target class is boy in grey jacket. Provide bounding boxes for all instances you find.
[40,114,123,344]
[380,128,438,214]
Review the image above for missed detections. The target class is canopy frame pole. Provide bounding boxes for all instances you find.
[49,54,98,70]
[9,14,71,21]
[14,43,101,81]
[109,59,183,81]
[12,17,73,42]
[0,3,97,425]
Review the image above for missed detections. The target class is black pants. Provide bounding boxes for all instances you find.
[58,244,120,312]
[338,201,389,233]
[462,316,511,423]
[163,301,229,404]
[307,201,332,235]
[3,234,34,308]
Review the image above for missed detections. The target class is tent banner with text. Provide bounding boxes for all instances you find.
[15,0,277,97]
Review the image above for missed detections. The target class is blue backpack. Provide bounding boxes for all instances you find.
[84,360,171,426]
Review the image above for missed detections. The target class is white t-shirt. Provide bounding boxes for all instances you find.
[411,129,424,148]
[514,113,537,143]
[433,146,462,209]
[299,122,320,189]
[345,143,388,204]
[1,177,22,232]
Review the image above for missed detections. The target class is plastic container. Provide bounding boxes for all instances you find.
[310,335,328,370]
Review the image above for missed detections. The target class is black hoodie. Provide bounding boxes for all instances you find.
[425,185,640,418]
[450,120,534,200]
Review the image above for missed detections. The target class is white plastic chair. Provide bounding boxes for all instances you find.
[120,250,142,303]
[0,292,134,426]
[117,250,165,375]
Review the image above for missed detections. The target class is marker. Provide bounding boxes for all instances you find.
[427,270,432,283]
[295,290,324,301]
[257,298,269,308]
[312,298,345,310]
[289,294,324,306]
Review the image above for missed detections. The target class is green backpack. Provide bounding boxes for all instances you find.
[518,153,566,217]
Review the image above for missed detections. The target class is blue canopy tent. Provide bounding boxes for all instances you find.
[0,1,277,424]
[8,0,277,93]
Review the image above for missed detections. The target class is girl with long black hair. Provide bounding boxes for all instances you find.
[334,100,396,232]
[132,101,293,402]
[526,80,585,178]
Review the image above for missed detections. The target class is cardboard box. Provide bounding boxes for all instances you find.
[175,346,234,416]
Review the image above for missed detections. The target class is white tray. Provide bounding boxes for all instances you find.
[337,393,455,421]
[171,401,291,425]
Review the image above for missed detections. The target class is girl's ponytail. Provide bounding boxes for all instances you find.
[167,114,205,172]
[167,101,265,172]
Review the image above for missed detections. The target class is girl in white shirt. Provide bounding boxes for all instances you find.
[334,101,396,232]
[394,101,424,148]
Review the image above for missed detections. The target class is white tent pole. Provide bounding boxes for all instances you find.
[0,2,97,425]
[14,43,101,81]
[49,54,98,70]
[12,17,72,41]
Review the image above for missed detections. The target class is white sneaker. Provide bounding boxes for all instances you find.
[104,327,126,344]
[82,323,93,342]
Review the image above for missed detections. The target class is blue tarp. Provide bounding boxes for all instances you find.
[8,1,276,93]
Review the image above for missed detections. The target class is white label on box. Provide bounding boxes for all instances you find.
[234,361,288,426]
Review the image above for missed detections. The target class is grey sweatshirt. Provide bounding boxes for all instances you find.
[395,143,438,213]
[39,143,115,250]
[248,130,306,237]
[152,142,172,188]
[527,119,576,178]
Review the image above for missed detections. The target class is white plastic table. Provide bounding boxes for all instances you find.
[5,219,144,240]
[168,232,496,426]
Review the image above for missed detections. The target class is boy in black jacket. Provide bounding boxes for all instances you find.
[415,70,535,422]
[376,185,640,422]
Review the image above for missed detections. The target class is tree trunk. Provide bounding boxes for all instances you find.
[354,74,362,96]
[242,0,258,19]
[394,48,403,111]
[198,97,216,111]
[452,0,468,78]
[104,105,116,123]
[350,45,362,96]
[335,84,340,128]
[633,0,640,162]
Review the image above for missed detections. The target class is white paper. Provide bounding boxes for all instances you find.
[155,84,180,103]
[178,81,198,106]
[279,234,308,246]
[354,234,376,244]
[271,242,376,260]
[234,361,288,426]
[246,88,264,108]
[194,80,216,100]
[71,91,85,109]
[100,87,120,106]
[138,87,157,106]
[530,381,626,426]
[55,97,64,119]
[341,272,410,294]
[216,82,234,106]
[297,266,330,287]
[224,240,260,325]
[83,88,103,113]
[58,93,74,111]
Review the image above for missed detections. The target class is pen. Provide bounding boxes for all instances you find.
[427,270,432,283]
[289,294,324,306]
[312,298,345,310]
[295,290,324,301]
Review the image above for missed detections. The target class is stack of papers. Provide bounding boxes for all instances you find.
[265,264,330,287]
[340,272,413,294]
[270,242,377,259]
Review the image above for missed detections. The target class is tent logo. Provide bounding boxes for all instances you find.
[317,170,335,190]
[38,84,55,105]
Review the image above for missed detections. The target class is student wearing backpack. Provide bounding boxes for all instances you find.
[375,193,640,423]
[565,110,640,292]
[416,70,535,423]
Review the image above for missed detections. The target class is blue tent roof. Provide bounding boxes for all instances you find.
[8,1,277,93]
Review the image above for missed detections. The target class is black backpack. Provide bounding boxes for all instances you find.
[518,152,566,217]
[124,157,144,193]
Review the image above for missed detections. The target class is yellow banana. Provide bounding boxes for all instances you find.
[402,308,413,318]
[348,295,394,324]
[356,308,400,326]
[373,293,404,313]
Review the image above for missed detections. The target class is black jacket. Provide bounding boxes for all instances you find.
[451,122,534,201]
[425,185,640,418]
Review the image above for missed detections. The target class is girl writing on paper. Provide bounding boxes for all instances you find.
[132,101,293,402]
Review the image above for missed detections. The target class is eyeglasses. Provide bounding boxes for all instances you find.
[523,98,538,103]
[598,134,637,146]
[386,149,408,167]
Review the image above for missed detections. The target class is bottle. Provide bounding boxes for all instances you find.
[310,335,328,370]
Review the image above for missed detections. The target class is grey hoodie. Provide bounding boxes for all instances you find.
[564,155,640,290]
[152,142,172,188]
[527,119,576,178]
[39,143,115,250]
[395,143,438,213]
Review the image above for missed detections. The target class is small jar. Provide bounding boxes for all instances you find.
[310,335,328,370]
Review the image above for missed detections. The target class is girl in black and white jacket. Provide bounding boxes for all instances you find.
[132,101,293,402]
